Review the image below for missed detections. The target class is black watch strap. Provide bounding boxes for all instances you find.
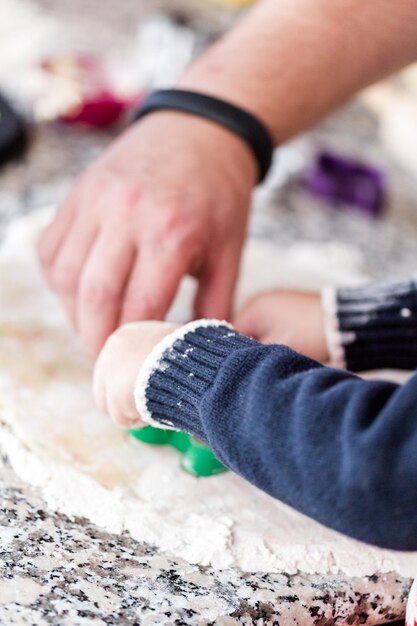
[133,89,274,183]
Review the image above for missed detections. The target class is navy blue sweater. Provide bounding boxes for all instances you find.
[141,322,417,552]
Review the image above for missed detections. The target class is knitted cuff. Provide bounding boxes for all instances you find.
[134,320,256,439]
[323,280,417,372]
[322,287,347,369]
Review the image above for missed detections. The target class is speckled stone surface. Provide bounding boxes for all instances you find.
[1,1,417,624]
[0,460,411,626]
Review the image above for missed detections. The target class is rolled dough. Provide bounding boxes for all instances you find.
[1,209,416,577]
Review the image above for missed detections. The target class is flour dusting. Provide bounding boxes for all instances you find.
[1,209,417,577]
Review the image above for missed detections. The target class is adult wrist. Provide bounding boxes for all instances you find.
[133,89,274,184]
[179,54,278,144]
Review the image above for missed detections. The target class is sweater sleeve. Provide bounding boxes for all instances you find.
[135,321,417,551]
[322,278,417,372]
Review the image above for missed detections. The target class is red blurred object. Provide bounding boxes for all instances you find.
[60,91,139,127]
[38,55,144,128]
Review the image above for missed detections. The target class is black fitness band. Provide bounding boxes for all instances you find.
[133,89,274,183]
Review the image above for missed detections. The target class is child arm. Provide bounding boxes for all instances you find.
[135,321,417,551]
[234,278,417,371]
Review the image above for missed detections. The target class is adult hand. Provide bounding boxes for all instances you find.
[38,112,257,358]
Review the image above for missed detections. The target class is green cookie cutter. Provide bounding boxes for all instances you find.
[129,425,228,477]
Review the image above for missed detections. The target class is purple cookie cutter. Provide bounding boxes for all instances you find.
[304,151,386,216]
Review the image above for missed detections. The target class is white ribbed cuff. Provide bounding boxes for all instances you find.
[322,287,347,369]
[134,319,233,429]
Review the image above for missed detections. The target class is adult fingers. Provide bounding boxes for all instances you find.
[120,245,191,325]
[48,216,99,327]
[37,193,77,272]
[77,231,135,359]
[193,246,241,321]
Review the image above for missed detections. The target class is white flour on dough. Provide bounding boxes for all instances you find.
[1,209,417,577]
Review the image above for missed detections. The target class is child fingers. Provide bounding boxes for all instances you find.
[233,299,260,337]
[93,342,142,426]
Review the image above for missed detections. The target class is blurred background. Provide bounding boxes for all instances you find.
[1,0,417,282]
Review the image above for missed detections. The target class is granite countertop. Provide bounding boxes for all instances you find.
[0,462,410,625]
[2,1,417,624]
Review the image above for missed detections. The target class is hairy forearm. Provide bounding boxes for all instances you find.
[180,0,417,143]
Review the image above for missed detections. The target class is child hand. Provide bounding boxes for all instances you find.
[93,321,180,427]
[234,290,329,363]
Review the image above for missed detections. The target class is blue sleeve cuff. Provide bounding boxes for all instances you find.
[324,279,417,372]
[134,321,257,439]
